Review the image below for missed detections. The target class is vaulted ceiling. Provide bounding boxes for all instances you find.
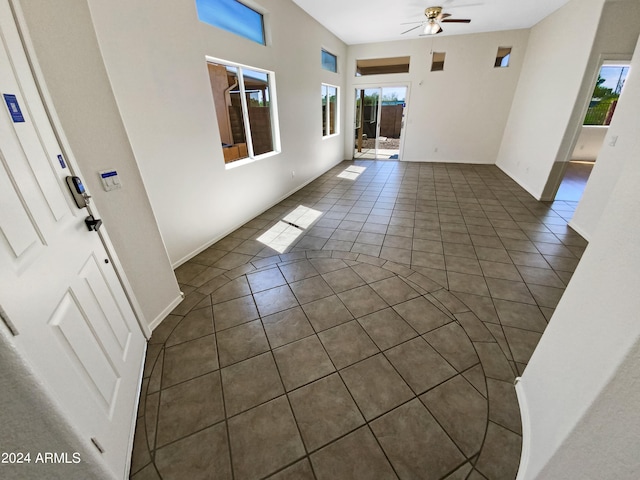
[291,0,571,44]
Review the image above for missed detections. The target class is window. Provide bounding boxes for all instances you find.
[322,50,337,73]
[206,59,279,165]
[431,52,445,72]
[196,0,265,45]
[584,64,629,126]
[495,47,512,68]
[322,84,338,137]
[356,57,410,76]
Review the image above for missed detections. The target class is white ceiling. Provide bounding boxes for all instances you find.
[291,0,571,45]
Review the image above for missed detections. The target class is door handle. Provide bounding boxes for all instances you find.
[85,215,102,232]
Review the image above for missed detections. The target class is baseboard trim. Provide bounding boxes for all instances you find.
[172,156,348,269]
[567,219,591,242]
[515,379,531,480]
[496,163,543,201]
[400,157,495,164]
[148,294,183,333]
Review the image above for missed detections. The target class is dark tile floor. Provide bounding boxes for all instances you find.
[130,160,587,480]
[555,160,594,201]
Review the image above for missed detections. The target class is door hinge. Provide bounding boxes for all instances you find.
[0,305,18,336]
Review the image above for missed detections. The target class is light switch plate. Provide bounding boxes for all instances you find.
[99,169,122,192]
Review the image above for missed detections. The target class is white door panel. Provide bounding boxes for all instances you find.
[0,1,145,478]
[0,156,42,258]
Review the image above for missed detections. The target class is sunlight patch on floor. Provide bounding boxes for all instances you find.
[283,205,323,229]
[257,205,323,253]
[337,165,367,180]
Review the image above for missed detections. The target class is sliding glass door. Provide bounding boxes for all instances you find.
[354,86,407,160]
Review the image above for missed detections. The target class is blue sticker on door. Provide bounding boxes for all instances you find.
[3,94,25,123]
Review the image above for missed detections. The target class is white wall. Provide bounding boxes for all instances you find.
[496,0,606,199]
[571,126,607,161]
[344,29,529,164]
[569,0,640,238]
[85,0,347,266]
[0,330,111,480]
[516,31,640,479]
[536,341,640,478]
[18,0,181,328]
[539,0,640,200]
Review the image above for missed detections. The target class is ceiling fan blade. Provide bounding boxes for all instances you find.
[401,24,424,35]
[438,13,452,20]
[400,21,424,25]
[441,18,471,23]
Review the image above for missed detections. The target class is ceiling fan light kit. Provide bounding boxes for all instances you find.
[423,21,442,35]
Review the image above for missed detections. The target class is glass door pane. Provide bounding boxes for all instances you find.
[354,88,380,160]
[378,87,407,159]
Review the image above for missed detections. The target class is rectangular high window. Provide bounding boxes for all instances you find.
[322,50,337,73]
[356,57,410,76]
[495,47,512,68]
[196,0,265,45]
[431,52,446,72]
[322,84,339,137]
[207,59,280,165]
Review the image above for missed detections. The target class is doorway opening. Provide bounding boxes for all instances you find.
[354,86,407,160]
[555,62,630,201]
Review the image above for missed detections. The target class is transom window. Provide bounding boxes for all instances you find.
[206,59,280,166]
[322,50,337,73]
[196,0,265,45]
[322,84,339,137]
[356,57,410,76]
[495,47,512,68]
[431,52,445,72]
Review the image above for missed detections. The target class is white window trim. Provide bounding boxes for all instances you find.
[206,56,281,169]
[322,83,340,139]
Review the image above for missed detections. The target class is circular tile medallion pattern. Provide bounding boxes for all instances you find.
[131,250,523,480]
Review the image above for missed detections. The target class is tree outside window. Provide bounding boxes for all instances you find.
[584,65,629,126]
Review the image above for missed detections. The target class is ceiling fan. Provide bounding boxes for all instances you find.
[401,6,471,36]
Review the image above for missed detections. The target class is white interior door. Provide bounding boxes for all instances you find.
[0,3,145,478]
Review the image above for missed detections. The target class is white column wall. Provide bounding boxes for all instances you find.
[570,0,640,238]
[495,0,605,199]
[516,32,640,479]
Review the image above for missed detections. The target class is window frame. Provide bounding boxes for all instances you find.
[196,0,266,45]
[355,57,410,76]
[321,49,338,73]
[583,63,630,126]
[206,56,281,169]
[431,52,446,72]
[322,83,340,139]
[494,47,512,68]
